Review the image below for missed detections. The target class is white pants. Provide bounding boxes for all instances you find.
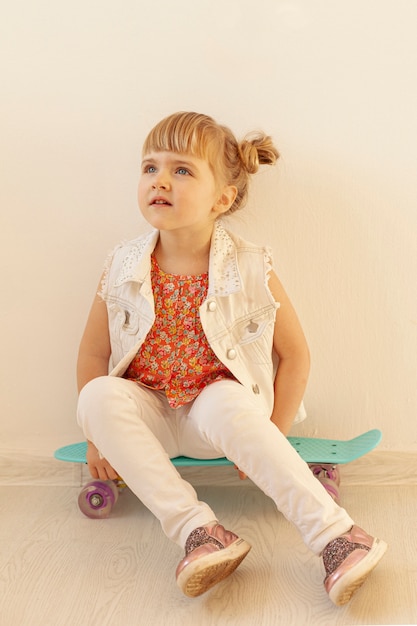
[77,376,354,553]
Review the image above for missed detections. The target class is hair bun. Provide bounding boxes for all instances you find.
[238,139,260,174]
[238,133,279,174]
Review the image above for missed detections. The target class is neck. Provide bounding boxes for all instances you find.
[154,224,215,275]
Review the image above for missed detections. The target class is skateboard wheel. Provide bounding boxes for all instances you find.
[78,480,118,519]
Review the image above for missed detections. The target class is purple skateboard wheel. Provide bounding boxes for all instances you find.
[78,480,118,518]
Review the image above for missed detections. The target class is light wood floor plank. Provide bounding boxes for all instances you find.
[0,474,416,625]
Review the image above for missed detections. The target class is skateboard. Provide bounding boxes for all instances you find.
[54,429,382,519]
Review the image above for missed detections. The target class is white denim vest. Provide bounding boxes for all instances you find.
[100,221,306,422]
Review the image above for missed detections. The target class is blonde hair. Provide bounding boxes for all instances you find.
[142,112,279,213]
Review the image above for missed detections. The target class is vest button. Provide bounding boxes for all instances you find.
[226,348,237,360]
[252,384,260,394]
[207,301,217,312]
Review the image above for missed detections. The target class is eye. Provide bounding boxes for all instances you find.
[142,162,157,174]
[176,167,190,176]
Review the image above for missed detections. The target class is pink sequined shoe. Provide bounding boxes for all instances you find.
[322,525,388,606]
[309,463,341,503]
[176,523,251,597]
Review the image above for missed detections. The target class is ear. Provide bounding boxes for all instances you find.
[213,185,238,214]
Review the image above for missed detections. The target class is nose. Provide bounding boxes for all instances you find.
[152,170,171,190]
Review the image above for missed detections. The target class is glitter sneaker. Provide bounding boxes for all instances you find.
[176,523,251,597]
[322,525,388,606]
[309,463,341,503]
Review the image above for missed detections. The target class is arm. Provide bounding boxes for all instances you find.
[77,281,118,480]
[268,270,311,436]
[77,284,111,394]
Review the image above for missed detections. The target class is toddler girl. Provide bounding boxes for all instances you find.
[77,111,386,605]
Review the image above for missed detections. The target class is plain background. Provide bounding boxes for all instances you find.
[1,0,416,456]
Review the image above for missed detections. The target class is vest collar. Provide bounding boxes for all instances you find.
[114,221,242,295]
[208,221,242,296]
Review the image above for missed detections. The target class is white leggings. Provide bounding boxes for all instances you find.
[77,376,354,553]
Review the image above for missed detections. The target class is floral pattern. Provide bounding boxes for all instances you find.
[124,255,234,408]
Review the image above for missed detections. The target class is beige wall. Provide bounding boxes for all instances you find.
[1,0,416,453]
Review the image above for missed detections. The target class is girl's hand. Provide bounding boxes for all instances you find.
[86,440,119,481]
[234,465,248,480]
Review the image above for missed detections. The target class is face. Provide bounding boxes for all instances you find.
[138,151,233,236]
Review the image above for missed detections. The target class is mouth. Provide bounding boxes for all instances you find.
[150,196,172,207]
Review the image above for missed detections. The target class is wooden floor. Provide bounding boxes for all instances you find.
[0,451,416,626]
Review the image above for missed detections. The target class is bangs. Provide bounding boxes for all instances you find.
[142,112,219,163]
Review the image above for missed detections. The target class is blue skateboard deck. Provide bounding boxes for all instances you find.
[55,429,382,466]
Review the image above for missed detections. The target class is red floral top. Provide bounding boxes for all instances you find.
[123,255,234,408]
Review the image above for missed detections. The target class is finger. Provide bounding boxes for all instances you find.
[234,465,248,480]
[105,465,119,481]
[97,461,118,481]
[88,459,109,481]
[98,466,110,481]
[87,462,99,479]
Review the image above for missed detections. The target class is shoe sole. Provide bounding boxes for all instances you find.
[328,538,388,606]
[177,538,251,598]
